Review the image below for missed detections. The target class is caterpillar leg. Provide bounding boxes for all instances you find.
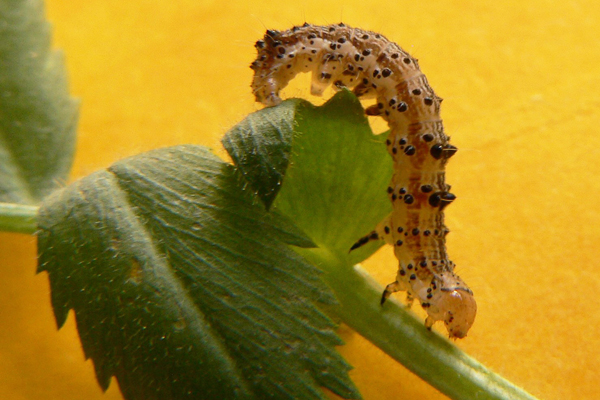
[349,230,380,251]
[381,281,402,305]
[352,81,376,98]
[365,104,382,116]
[425,316,435,331]
[405,292,414,309]
[333,80,347,90]
[349,213,394,252]
[381,280,416,306]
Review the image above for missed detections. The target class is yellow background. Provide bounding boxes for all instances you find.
[1,0,599,399]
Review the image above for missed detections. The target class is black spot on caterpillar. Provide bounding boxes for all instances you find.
[250,23,476,339]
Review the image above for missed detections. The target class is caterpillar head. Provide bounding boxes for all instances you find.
[427,275,477,339]
[438,288,477,339]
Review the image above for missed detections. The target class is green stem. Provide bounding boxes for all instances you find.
[300,247,539,400]
[0,202,38,234]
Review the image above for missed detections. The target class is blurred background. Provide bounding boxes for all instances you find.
[1,0,599,398]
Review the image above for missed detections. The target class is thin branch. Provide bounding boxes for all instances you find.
[299,247,539,400]
[0,202,38,234]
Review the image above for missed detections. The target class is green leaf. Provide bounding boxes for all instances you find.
[37,145,360,400]
[227,90,539,400]
[222,99,300,209]
[0,0,79,204]
[222,90,392,262]
[271,90,392,256]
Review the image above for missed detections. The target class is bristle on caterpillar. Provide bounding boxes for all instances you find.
[250,23,476,339]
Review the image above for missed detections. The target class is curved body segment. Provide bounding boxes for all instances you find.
[250,23,476,339]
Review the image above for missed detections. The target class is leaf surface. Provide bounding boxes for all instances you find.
[37,145,359,400]
[222,99,299,209]
[223,90,393,262]
[0,0,78,204]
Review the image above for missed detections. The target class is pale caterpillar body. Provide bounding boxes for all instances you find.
[250,23,476,339]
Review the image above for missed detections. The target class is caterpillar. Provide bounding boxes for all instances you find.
[250,23,476,339]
